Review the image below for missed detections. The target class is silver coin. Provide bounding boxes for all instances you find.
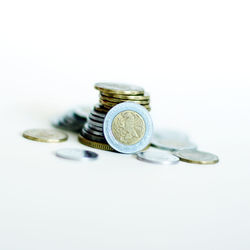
[151,129,196,151]
[173,149,219,164]
[89,113,104,123]
[88,122,103,132]
[91,110,106,119]
[103,102,153,154]
[136,148,179,164]
[88,118,103,128]
[56,148,98,161]
[84,124,104,136]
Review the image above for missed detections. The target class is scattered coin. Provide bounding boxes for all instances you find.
[103,102,153,154]
[136,148,179,164]
[95,82,144,95]
[23,129,68,143]
[151,129,196,151]
[56,148,98,161]
[173,149,219,164]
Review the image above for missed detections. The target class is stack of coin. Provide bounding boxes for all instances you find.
[78,82,151,151]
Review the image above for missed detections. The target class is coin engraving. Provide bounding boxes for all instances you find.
[111,111,145,145]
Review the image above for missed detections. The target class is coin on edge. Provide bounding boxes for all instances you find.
[173,149,219,164]
[56,148,98,161]
[95,82,144,95]
[23,129,68,143]
[136,148,179,164]
[103,102,153,154]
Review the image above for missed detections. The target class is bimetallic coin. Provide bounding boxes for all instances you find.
[103,102,153,154]
[101,92,150,101]
[56,148,98,161]
[84,124,104,137]
[78,134,115,152]
[100,95,150,105]
[173,149,219,164]
[151,129,196,151]
[136,148,179,164]
[81,128,106,143]
[89,113,104,123]
[94,104,109,114]
[23,129,68,143]
[95,82,144,95]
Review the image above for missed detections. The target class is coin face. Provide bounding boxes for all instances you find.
[103,102,153,154]
[56,148,98,161]
[151,129,196,151]
[95,82,144,95]
[173,149,219,164]
[23,129,68,143]
[136,148,179,164]
[111,110,146,145]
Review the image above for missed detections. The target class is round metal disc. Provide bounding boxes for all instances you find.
[173,149,219,164]
[103,102,153,154]
[81,128,106,143]
[56,148,98,161]
[89,113,104,123]
[84,124,104,136]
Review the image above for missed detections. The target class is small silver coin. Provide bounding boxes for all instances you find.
[89,113,104,123]
[136,148,179,164]
[151,129,196,151]
[56,148,98,161]
[103,102,153,154]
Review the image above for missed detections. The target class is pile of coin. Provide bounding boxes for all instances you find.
[78,82,152,151]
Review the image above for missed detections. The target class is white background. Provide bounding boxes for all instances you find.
[0,0,250,249]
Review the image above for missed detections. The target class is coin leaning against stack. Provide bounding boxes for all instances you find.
[78,82,152,151]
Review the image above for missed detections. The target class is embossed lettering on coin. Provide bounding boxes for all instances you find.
[111,111,145,145]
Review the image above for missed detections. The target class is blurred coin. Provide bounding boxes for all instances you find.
[84,124,104,136]
[89,113,104,123]
[104,102,153,154]
[95,82,144,95]
[78,133,115,152]
[56,148,98,161]
[173,149,219,164]
[74,106,91,120]
[100,95,150,105]
[23,129,68,143]
[88,122,103,132]
[88,118,103,128]
[101,92,150,101]
[94,104,109,113]
[81,128,106,143]
[151,129,196,151]
[91,110,106,119]
[136,148,179,164]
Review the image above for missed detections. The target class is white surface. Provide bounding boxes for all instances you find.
[0,0,250,249]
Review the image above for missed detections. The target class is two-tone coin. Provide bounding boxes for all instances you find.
[95,82,144,95]
[56,148,98,161]
[23,129,68,143]
[151,129,196,151]
[103,102,153,154]
[136,148,179,164]
[173,149,219,164]
[101,92,150,101]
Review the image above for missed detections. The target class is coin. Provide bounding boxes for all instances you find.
[95,82,144,95]
[151,129,196,151]
[100,95,150,105]
[94,104,109,113]
[84,124,104,136]
[88,122,103,132]
[89,113,104,123]
[88,118,103,128]
[101,92,150,101]
[23,129,68,143]
[78,133,115,152]
[103,102,153,154]
[81,128,106,143]
[173,149,219,164]
[90,110,106,119]
[56,148,98,161]
[136,148,179,164]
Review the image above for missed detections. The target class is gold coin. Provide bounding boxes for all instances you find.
[111,110,146,145]
[95,82,144,95]
[23,129,68,143]
[101,92,150,101]
[100,95,150,105]
[78,133,115,152]
[173,149,219,164]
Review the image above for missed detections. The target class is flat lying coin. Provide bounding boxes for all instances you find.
[23,129,68,143]
[95,82,144,95]
[81,128,106,143]
[173,149,219,164]
[101,92,150,101]
[89,113,104,123]
[88,122,103,132]
[91,110,106,119]
[94,104,109,113]
[136,148,179,164]
[84,124,104,136]
[104,102,153,154]
[151,129,196,151]
[100,95,150,105]
[56,148,98,161]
